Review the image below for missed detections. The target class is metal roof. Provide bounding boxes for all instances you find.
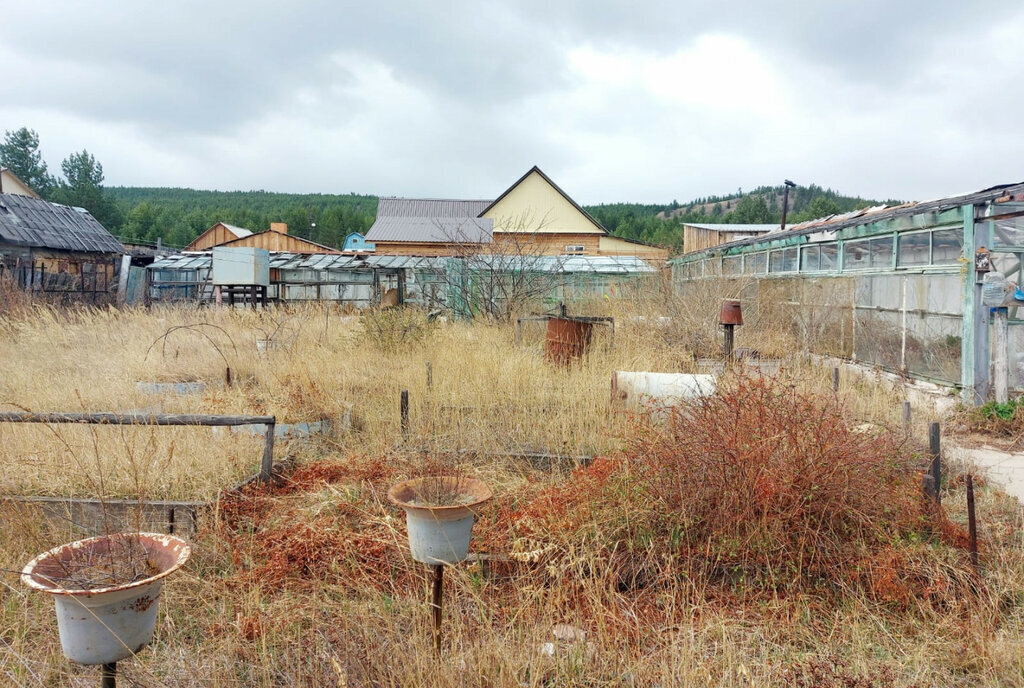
[675,182,1024,260]
[220,223,252,238]
[149,252,651,275]
[376,198,492,218]
[684,223,777,233]
[366,198,494,243]
[0,193,123,254]
[366,217,492,243]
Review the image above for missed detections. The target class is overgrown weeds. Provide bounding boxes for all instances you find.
[513,374,975,606]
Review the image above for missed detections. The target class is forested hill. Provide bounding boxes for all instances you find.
[106,183,893,253]
[107,187,378,249]
[587,184,898,254]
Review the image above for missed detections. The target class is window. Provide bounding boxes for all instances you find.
[820,243,838,271]
[722,255,742,275]
[565,245,585,254]
[769,247,798,273]
[845,236,892,270]
[801,245,820,271]
[931,228,962,265]
[897,232,930,267]
[745,252,767,275]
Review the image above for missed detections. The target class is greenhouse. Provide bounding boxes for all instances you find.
[670,182,1024,403]
[147,251,656,313]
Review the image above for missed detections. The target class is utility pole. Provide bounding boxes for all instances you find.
[780,179,796,231]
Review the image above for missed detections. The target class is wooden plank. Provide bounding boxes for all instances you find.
[0,411,275,426]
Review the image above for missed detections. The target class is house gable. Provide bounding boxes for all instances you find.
[480,166,606,235]
[185,222,253,251]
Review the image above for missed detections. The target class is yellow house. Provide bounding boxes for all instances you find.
[0,168,41,198]
[367,166,669,263]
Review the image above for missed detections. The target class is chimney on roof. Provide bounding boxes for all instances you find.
[270,222,288,234]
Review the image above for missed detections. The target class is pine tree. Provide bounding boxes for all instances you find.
[0,127,54,197]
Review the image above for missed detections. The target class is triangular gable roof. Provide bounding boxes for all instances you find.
[185,221,255,251]
[217,229,341,254]
[478,166,607,235]
[0,168,41,199]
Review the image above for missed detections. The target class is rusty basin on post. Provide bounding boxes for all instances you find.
[21,532,190,665]
[719,299,743,326]
[545,317,594,365]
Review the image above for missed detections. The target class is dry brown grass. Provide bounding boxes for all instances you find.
[0,291,1019,686]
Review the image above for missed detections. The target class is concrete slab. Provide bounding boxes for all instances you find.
[950,445,1024,502]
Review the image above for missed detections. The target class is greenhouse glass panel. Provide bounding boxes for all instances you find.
[869,237,893,269]
[800,245,821,272]
[897,232,930,267]
[845,239,870,270]
[931,228,963,264]
[820,243,838,271]
[723,255,742,275]
[746,252,767,274]
[993,217,1024,248]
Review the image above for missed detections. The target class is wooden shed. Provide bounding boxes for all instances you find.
[0,192,124,303]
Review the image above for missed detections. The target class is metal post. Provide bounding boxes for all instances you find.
[966,474,979,571]
[400,390,409,438]
[902,401,911,429]
[431,564,444,658]
[832,367,840,392]
[928,422,941,504]
[101,662,116,688]
[260,421,276,482]
[722,324,735,359]
[994,307,1009,403]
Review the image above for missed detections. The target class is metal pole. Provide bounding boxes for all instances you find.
[781,186,790,231]
[101,662,116,688]
[902,401,911,429]
[431,564,444,658]
[967,474,979,571]
[928,422,941,505]
[832,367,840,392]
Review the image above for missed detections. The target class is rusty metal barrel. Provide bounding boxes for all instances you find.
[719,299,743,326]
[545,317,594,365]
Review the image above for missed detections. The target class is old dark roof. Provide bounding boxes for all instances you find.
[0,193,123,254]
[366,198,493,243]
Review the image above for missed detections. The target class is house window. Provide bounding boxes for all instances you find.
[565,245,585,254]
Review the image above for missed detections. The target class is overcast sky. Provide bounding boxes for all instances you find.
[1,1,1021,204]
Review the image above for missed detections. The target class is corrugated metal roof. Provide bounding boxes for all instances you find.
[149,251,648,275]
[377,198,491,218]
[684,223,777,233]
[366,198,494,243]
[366,216,493,243]
[0,193,123,254]
[676,182,1024,259]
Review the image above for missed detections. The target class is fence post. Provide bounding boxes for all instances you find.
[401,390,410,438]
[928,421,941,504]
[832,367,840,392]
[260,421,276,482]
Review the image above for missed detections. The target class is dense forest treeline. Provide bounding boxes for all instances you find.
[107,183,893,254]
[2,124,896,254]
[106,187,378,249]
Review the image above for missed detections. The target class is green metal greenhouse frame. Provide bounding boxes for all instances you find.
[670,182,1024,404]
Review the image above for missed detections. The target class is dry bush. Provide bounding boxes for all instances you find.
[514,374,974,603]
[358,306,438,352]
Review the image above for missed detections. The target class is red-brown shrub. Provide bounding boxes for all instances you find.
[515,375,965,598]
